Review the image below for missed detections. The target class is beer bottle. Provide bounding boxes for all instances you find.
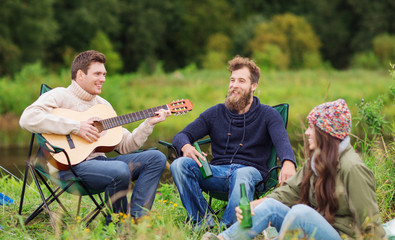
[239,183,252,228]
[193,142,213,179]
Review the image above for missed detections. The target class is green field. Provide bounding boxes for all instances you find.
[0,67,394,239]
[0,66,393,149]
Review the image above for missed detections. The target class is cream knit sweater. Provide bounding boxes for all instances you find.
[19,81,155,160]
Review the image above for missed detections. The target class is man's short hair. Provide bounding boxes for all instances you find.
[71,50,106,80]
[228,55,261,84]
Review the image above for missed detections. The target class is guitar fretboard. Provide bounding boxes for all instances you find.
[99,105,168,130]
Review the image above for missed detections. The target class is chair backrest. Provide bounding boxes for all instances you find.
[263,103,289,191]
[40,83,52,95]
[26,84,52,161]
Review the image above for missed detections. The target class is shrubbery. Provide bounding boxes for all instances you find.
[351,34,395,69]
[202,33,232,70]
[249,13,323,70]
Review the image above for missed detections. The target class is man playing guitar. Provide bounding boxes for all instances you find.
[20,50,171,225]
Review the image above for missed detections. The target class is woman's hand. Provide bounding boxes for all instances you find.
[235,198,266,223]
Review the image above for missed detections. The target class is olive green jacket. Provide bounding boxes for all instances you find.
[268,143,385,239]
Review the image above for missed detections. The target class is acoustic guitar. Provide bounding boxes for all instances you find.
[43,99,192,170]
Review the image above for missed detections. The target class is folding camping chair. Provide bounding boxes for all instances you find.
[159,103,290,216]
[19,84,106,230]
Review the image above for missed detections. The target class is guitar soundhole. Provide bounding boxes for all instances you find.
[93,121,104,133]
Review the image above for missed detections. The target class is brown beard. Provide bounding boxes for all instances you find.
[225,87,253,112]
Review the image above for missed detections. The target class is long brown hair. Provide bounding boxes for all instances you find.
[299,126,341,224]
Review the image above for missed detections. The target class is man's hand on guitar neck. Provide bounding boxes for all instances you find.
[77,120,101,143]
[147,109,171,126]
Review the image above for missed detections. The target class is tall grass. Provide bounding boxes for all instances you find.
[0,130,393,240]
[0,66,393,239]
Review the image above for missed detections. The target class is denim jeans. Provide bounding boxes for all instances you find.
[219,198,342,240]
[170,157,263,226]
[58,150,166,223]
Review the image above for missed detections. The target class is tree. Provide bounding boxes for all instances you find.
[51,0,122,68]
[249,13,322,69]
[0,0,58,75]
[89,31,123,74]
[118,0,169,73]
[178,0,234,68]
[231,15,266,57]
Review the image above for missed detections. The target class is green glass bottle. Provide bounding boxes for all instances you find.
[193,142,213,179]
[239,183,252,228]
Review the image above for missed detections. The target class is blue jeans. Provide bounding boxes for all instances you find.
[58,150,166,222]
[219,198,342,240]
[170,157,263,226]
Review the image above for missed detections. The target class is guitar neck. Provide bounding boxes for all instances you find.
[99,104,168,130]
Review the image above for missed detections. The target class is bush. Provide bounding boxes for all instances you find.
[373,34,395,65]
[355,97,388,136]
[351,51,381,70]
[249,13,322,69]
[202,51,228,70]
[253,44,289,70]
[303,52,323,69]
[202,33,231,70]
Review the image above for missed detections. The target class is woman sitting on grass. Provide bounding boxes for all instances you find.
[203,99,386,240]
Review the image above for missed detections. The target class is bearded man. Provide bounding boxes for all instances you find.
[170,55,296,230]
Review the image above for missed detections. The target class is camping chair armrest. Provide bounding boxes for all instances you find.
[134,147,158,153]
[158,140,180,162]
[35,133,73,169]
[158,140,174,149]
[255,165,281,189]
[196,138,211,146]
[158,140,180,156]
[158,138,211,163]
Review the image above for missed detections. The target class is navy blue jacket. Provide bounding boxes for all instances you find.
[172,97,296,177]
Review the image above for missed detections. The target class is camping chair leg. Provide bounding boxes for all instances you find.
[35,171,69,213]
[70,174,106,217]
[83,201,105,227]
[19,164,30,215]
[25,165,75,228]
[207,203,216,216]
[81,191,106,224]
[26,165,57,230]
[207,197,216,215]
[19,134,36,215]
[97,193,106,218]
[77,196,82,216]
[207,196,226,216]
[25,182,77,228]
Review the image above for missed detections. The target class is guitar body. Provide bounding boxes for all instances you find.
[42,104,123,170]
[41,99,193,170]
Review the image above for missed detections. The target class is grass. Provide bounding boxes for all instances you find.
[0,67,394,148]
[0,67,394,239]
[0,130,393,239]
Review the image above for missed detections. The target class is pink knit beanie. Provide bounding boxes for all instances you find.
[307,99,351,140]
